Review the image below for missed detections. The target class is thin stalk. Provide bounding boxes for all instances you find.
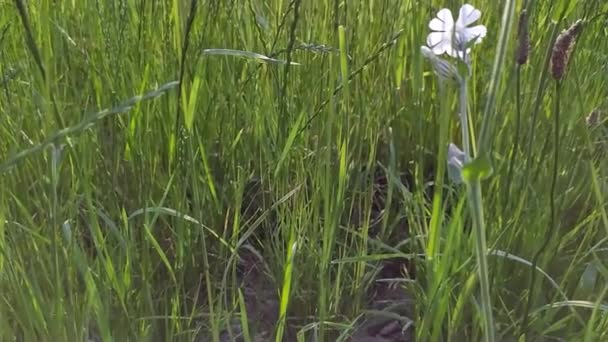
[521,81,561,340]
[319,25,350,342]
[467,1,515,339]
[468,180,495,342]
[460,78,471,162]
[519,23,559,199]
[460,73,495,342]
[478,0,516,154]
[50,144,63,336]
[505,65,523,208]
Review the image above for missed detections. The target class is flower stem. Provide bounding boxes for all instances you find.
[460,73,495,342]
[460,77,471,162]
[468,180,495,342]
[505,65,522,208]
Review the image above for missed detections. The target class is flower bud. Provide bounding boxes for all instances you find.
[447,143,466,184]
[421,46,460,83]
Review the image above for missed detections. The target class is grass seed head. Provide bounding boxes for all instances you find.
[551,19,583,80]
[516,9,530,65]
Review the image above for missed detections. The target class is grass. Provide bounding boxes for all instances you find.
[1,0,608,341]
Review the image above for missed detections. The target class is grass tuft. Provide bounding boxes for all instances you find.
[1,1,607,341]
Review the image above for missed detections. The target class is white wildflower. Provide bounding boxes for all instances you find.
[426,4,487,59]
[447,143,466,184]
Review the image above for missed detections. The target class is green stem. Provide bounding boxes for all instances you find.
[460,73,495,342]
[505,66,522,208]
[521,80,561,340]
[460,77,471,162]
[468,180,495,342]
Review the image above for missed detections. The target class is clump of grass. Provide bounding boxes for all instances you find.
[1,1,607,341]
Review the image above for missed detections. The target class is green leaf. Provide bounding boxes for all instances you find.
[577,261,599,297]
[274,110,306,178]
[552,1,577,22]
[462,154,494,182]
[184,73,202,131]
[203,48,301,65]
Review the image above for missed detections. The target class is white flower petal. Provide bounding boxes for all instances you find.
[426,32,444,47]
[457,4,481,27]
[425,4,486,59]
[429,9,454,31]
[427,32,451,55]
[432,43,450,56]
[429,18,450,32]
[463,25,487,43]
[445,46,460,58]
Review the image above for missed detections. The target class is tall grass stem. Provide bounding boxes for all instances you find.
[521,81,561,340]
[505,66,523,207]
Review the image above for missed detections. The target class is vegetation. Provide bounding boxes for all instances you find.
[1,0,607,341]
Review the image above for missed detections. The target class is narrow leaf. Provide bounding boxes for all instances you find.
[203,48,301,65]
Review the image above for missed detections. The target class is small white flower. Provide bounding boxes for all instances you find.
[426,4,487,59]
[447,143,466,184]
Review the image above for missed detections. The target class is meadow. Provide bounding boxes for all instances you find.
[1,0,607,341]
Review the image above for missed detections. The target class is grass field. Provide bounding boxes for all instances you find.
[1,0,607,341]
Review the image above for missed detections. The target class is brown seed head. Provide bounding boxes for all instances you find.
[551,19,583,80]
[516,10,530,65]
